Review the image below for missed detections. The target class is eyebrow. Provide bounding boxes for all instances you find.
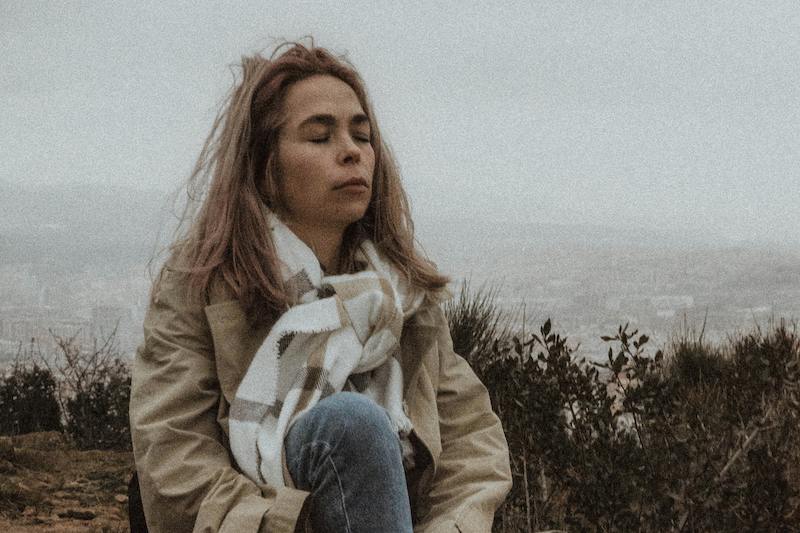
[298,113,370,129]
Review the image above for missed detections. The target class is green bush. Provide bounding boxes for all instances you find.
[443,280,515,369]
[446,285,800,532]
[65,358,131,451]
[668,339,730,386]
[0,363,62,436]
[0,330,134,451]
[46,331,133,451]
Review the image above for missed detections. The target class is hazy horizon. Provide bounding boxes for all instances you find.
[2,2,799,252]
[1,177,797,255]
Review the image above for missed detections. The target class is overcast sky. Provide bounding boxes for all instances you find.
[2,1,799,250]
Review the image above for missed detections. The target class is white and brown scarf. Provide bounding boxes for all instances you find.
[229,209,424,489]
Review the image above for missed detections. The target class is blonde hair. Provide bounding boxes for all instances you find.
[169,41,448,320]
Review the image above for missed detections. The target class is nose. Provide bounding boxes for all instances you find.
[337,136,361,166]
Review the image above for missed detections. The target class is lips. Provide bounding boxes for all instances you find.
[333,177,369,190]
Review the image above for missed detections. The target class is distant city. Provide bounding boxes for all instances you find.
[2,231,798,368]
[420,219,800,363]
[1,185,799,367]
[0,264,149,364]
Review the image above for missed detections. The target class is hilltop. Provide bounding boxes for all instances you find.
[0,432,131,532]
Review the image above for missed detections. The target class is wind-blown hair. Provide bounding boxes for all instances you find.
[169,41,449,320]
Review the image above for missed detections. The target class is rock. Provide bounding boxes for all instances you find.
[11,480,45,507]
[15,480,33,494]
[49,497,81,507]
[17,478,49,493]
[57,509,96,520]
[114,494,128,504]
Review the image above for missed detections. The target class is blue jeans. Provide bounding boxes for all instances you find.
[284,392,414,533]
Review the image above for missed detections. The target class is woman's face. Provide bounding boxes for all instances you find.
[275,74,375,236]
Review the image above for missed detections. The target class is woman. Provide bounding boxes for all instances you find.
[130,41,511,533]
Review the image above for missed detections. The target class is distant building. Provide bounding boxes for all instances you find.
[0,307,93,353]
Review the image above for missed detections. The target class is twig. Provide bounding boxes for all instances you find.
[522,451,532,533]
[675,404,777,532]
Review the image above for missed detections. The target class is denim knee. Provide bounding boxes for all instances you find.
[284,392,414,532]
[289,392,397,452]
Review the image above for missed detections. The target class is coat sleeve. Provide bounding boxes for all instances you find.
[415,305,512,533]
[130,268,310,533]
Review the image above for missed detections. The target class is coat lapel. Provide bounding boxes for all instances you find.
[400,303,441,396]
[204,299,273,404]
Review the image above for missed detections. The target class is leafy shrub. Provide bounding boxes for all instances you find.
[443,280,515,368]
[0,363,62,436]
[65,358,131,451]
[668,339,730,386]
[40,329,133,451]
[446,285,800,532]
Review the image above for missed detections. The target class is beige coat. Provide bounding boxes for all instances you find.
[130,266,511,533]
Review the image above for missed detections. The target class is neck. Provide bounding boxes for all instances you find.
[285,221,346,274]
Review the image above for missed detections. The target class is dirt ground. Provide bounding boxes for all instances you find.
[0,432,132,532]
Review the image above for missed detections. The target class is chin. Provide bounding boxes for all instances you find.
[338,215,366,231]
[334,206,370,227]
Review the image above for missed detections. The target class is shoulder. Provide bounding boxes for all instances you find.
[402,296,457,358]
[148,241,237,311]
[408,289,453,328]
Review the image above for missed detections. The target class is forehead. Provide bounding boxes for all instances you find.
[281,75,366,126]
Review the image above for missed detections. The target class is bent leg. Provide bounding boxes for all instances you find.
[284,392,413,533]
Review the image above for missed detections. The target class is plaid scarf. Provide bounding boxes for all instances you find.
[229,210,424,489]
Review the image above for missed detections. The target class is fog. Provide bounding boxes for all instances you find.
[2,1,799,251]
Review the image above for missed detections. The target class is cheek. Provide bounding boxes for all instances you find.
[279,150,311,190]
[278,148,330,211]
[285,145,328,180]
[280,149,303,179]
